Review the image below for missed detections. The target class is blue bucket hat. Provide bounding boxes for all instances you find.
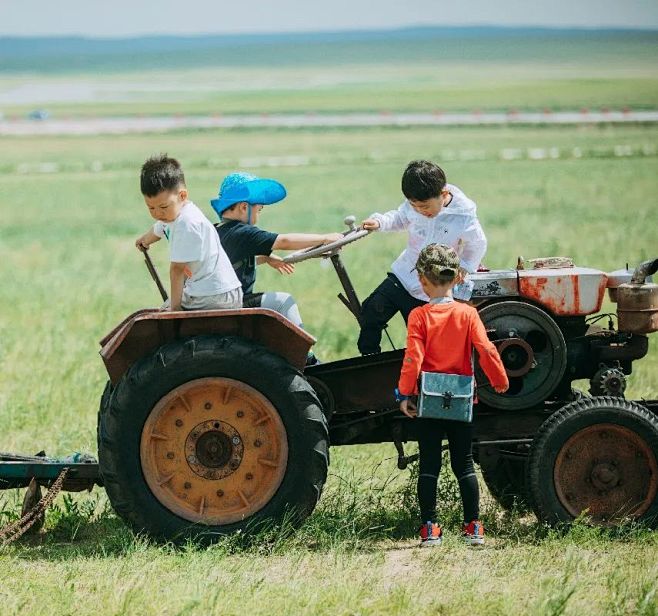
[210,172,287,218]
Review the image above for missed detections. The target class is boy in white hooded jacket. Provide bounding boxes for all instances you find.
[358,160,487,355]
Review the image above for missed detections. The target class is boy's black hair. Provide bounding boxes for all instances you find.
[140,154,186,197]
[401,160,447,201]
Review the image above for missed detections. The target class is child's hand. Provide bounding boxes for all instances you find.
[494,384,509,394]
[362,218,380,231]
[456,266,468,284]
[135,235,150,252]
[399,399,417,418]
[266,255,295,275]
[322,233,344,244]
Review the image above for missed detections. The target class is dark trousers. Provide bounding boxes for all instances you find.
[357,273,425,355]
[417,419,479,524]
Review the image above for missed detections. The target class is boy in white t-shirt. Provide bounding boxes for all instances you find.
[134,154,242,311]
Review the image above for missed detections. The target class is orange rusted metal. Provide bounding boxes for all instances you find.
[553,423,658,524]
[140,377,288,525]
[99,309,315,384]
[518,268,607,316]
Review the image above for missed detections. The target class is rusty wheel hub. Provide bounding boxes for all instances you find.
[554,423,658,523]
[140,377,288,525]
[496,338,535,377]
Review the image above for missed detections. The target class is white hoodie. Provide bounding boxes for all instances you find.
[370,184,487,301]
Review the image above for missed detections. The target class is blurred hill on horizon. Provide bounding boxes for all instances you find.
[1,26,657,73]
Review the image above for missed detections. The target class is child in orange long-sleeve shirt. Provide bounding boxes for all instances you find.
[396,243,509,547]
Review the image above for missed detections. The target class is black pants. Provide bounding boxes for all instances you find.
[417,419,479,524]
[357,273,425,355]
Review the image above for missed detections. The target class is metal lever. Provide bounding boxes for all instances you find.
[344,215,357,232]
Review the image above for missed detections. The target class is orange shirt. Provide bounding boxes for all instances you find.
[398,300,509,396]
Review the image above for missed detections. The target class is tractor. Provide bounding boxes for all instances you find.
[2,217,657,544]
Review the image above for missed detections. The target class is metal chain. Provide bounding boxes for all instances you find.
[0,468,69,547]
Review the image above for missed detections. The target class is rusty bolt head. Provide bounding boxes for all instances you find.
[216,490,224,497]
[184,482,192,490]
[175,419,183,427]
[237,410,245,418]
[213,422,220,429]
[246,473,253,480]
[565,450,572,460]
[232,436,241,446]
[192,432,198,439]
[166,452,175,460]
[254,439,262,448]
[205,402,212,410]
[230,461,239,470]
[187,455,197,464]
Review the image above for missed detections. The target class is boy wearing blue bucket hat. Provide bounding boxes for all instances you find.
[211,172,342,345]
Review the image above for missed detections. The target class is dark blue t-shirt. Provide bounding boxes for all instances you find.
[215,220,278,295]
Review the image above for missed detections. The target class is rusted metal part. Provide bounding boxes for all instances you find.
[0,468,69,546]
[143,250,168,301]
[518,267,607,316]
[139,377,288,525]
[100,309,315,383]
[330,253,362,322]
[0,453,100,491]
[553,423,658,523]
[495,337,535,377]
[306,349,404,416]
[617,270,658,334]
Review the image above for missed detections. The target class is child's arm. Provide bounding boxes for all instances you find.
[362,202,409,232]
[272,232,343,251]
[459,218,487,273]
[470,312,509,393]
[256,254,295,275]
[135,229,161,252]
[169,262,187,311]
[397,310,427,397]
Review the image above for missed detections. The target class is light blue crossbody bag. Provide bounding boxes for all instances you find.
[417,371,474,422]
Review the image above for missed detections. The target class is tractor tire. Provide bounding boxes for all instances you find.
[98,335,328,544]
[527,397,658,527]
[478,446,529,511]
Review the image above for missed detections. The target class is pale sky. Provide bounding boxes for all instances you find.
[0,0,657,37]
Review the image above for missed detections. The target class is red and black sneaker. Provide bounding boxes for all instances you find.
[462,520,485,546]
[419,521,443,547]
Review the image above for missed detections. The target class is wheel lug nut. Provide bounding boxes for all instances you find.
[216,490,224,497]
[184,482,192,490]
[175,419,183,427]
[205,402,212,410]
[246,473,253,480]
[232,436,241,446]
[237,410,244,418]
[166,452,175,460]
[254,440,262,448]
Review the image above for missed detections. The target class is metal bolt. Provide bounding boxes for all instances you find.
[184,482,192,489]
[205,402,212,410]
[187,455,197,464]
[565,450,572,460]
[175,419,183,427]
[237,410,245,418]
[230,461,239,470]
[166,452,175,460]
[213,422,220,429]
[254,440,262,448]
[216,490,224,497]
[246,473,253,480]
[192,432,198,439]
[232,436,241,446]
[636,451,644,459]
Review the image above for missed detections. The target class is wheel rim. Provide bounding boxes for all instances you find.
[140,377,288,525]
[554,423,658,523]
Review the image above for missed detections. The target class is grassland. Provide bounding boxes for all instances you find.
[0,119,656,614]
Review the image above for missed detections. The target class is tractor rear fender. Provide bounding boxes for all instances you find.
[99,308,315,385]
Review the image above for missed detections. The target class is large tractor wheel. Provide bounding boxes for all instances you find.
[527,397,658,527]
[98,335,328,544]
[478,446,529,511]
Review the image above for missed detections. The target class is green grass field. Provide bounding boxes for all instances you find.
[0,119,657,614]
